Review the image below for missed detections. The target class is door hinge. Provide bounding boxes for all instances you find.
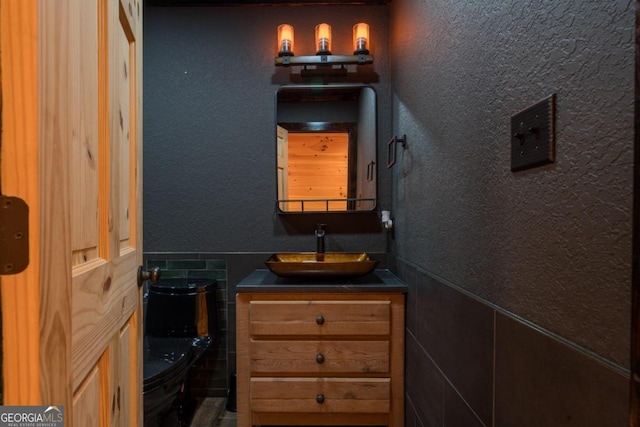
[0,195,29,275]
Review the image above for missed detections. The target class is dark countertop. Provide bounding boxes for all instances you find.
[236,269,408,293]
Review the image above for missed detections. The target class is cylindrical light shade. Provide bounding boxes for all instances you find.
[315,23,332,55]
[278,24,294,56]
[353,23,370,55]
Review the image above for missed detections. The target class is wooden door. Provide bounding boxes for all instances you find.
[287,132,349,211]
[0,0,144,425]
[276,125,289,210]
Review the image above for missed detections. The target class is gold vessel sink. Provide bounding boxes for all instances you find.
[265,252,379,278]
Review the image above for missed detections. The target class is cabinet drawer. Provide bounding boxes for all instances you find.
[250,340,389,374]
[249,300,390,336]
[250,377,390,413]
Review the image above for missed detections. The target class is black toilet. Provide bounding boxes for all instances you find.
[143,277,220,426]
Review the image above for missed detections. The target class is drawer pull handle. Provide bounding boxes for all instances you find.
[316,353,325,364]
[316,314,325,325]
[316,394,325,404]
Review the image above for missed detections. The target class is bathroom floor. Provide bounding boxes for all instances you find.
[191,397,237,427]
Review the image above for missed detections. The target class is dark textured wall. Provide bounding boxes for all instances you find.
[389,0,634,425]
[390,0,633,368]
[142,5,391,406]
[143,6,391,254]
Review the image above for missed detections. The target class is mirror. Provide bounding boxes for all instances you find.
[276,84,377,213]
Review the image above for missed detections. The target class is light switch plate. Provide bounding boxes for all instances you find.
[510,94,556,172]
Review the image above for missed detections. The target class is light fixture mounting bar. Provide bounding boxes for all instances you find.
[275,54,374,67]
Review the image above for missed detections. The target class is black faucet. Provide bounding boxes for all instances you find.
[315,223,326,254]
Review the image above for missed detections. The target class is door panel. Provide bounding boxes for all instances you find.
[72,253,138,390]
[69,0,100,266]
[117,11,132,252]
[277,125,289,206]
[73,367,101,426]
[0,0,143,425]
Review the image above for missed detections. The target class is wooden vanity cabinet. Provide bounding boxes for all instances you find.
[236,291,405,427]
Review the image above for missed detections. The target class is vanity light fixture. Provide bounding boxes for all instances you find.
[275,22,374,69]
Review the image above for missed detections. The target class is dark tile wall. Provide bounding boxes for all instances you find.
[495,313,629,426]
[395,256,630,426]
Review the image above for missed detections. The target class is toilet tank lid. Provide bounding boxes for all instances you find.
[150,278,217,294]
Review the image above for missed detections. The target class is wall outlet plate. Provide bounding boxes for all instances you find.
[510,94,556,172]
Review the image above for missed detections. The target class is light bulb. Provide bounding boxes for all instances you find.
[315,23,332,55]
[353,23,370,55]
[278,24,294,56]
